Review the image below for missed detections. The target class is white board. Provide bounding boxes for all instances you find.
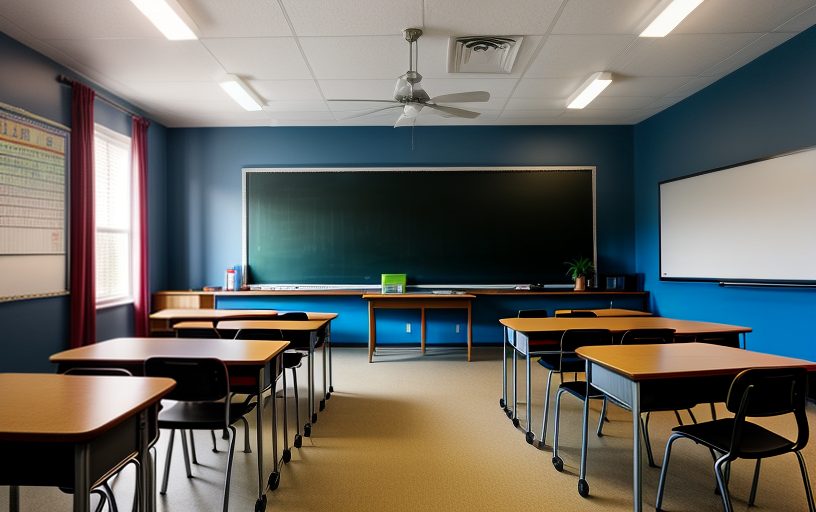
[659,147,816,283]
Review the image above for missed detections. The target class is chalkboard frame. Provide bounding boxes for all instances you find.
[242,166,597,289]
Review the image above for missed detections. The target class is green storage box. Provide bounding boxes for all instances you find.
[381,273,406,294]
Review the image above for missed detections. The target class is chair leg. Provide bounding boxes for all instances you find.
[293,367,302,447]
[551,387,567,471]
[596,397,607,437]
[211,430,219,453]
[161,429,175,495]
[91,489,109,512]
[180,430,193,478]
[641,413,658,468]
[795,451,816,512]
[714,455,735,512]
[240,417,252,453]
[655,433,681,511]
[748,459,761,506]
[539,369,554,446]
[129,458,142,512]
[222,425,238,512]
[102,482,118,512]
[188,430,199,464]
[710,402,718,420]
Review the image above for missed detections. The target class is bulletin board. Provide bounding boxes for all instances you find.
[0,102,70,302]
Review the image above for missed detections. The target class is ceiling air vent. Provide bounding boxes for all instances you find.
[447,35,523,74]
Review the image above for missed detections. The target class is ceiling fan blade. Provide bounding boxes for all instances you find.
[424,103,481,119]
[340,104,404,120]
[430,91,490,103]
[327,99,400,104]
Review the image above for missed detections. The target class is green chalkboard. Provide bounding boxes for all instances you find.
[244,167,595,285]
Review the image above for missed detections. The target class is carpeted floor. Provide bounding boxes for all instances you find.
[3,346,815,511]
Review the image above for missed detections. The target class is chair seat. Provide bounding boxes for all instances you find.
[673,418,796,458]
[158,401,256,430]
[538,354,583,372]
[282,350,304,368]
[559,380,606,400]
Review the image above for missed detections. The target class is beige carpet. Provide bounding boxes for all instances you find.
[4,346,815,511]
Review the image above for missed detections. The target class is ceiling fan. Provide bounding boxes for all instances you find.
[328,28,491,127]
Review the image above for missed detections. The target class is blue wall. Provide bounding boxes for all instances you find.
[0,32,167,371]
[166,125,637,342]
[633,26,816,360]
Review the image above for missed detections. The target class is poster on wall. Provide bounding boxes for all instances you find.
[0,102,70,302]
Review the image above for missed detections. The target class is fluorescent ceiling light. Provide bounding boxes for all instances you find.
[567,72,612,109]
[219,76,264,111]
[640,0,704,37]
[129,0,198,40]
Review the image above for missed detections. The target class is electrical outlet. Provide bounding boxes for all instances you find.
[455,324,460,333]
[406,323,411,333]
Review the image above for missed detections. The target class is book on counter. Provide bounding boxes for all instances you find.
[202,286,223,292]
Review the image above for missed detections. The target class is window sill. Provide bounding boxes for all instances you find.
[96,297,134,310]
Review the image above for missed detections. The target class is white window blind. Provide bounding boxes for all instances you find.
[94,124,132,306]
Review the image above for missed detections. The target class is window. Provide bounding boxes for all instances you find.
[94,124,132,306]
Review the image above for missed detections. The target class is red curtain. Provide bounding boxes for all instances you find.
[69,82,96,347]
[132,117,150,336]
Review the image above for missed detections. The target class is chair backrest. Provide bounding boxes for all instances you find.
[174,321,220,339]
[620,328,675,345]
[276,312,313,348]
[560,329,614,354]
[726,367,809,454]
[555,310,598,318]
[145,357,230,403]
[278,311,309,320]
[63,367,133,376]
[696,332,741,348]
[517,309,548,318]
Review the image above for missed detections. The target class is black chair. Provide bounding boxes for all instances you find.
[145,357,256,512]
[618,328,699,467]
[554,310,598,318]
[655,367,815,512]
[550,329,615,475]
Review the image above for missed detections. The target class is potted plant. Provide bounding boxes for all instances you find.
[565,257,594,292]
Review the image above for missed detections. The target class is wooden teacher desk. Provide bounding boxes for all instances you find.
[576,343,816,511]
[363,293,475,362]
[498,316,752,445]
[50,337,288,512]
[0,373,174,512]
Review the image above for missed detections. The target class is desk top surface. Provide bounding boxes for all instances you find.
[554,308,651,317]
[150,309,280,320]
[500,316,751,334]
[576,343,816,381]
[51,337,289,366]
[0,373,174,442]
[217,319,329,331]
[363,293,476,299]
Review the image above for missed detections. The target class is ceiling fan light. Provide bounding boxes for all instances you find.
[128,0,198,40]
[219,75,264,111]
[567,72,613,109]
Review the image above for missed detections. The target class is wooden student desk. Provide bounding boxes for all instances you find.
[50,337,288,512]
[218,317,336,438]
[498,316,752,445]
[0,373,174,512]
[576,343,816,511]
[148,308,280,335]
[363,293,476,362]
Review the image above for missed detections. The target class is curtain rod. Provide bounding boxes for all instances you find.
[56,74,141,119]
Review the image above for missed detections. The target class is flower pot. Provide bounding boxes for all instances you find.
[574,275,587,292]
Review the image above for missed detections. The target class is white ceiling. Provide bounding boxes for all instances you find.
[1,0,814,127]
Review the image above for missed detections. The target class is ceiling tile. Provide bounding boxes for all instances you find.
[513,78,583,98]
[504,98,566,110]
[676,0,816,34]
[177,0,292,37]
[604,76,694,97]
[281,0,423,36]
[263,100,329,113]
[663,76,719,98]
[700,32,798,77]
[299,35,406,79]
[202,38,312,80]
[615,34,762,77]
[552,0,662,35]
[0,0,160,39]
[499,109,565,119]
[319,79,397,101]
[249,80,323,101]
[525,34,636,78]
[424,0,563,35]
[420,78,519,99]
[586,95,657,110]
[775,5,816,32]
[40,38,224,82]
[122,81,238,111]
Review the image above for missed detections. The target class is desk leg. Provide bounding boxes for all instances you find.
[320,331,327,411]
[73,443,91,512]
[9,486,19,512]
[309,333,317,425]
[421,307,426,355]
[327,323,334,396]
[632,381,642,512]
[525,348,534,443]
[368,302,375,363]
[138,409,150,512]
[467,303,472,362]
[578,361,591,497]
[500,327,508,411]
[512,343,518,426]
